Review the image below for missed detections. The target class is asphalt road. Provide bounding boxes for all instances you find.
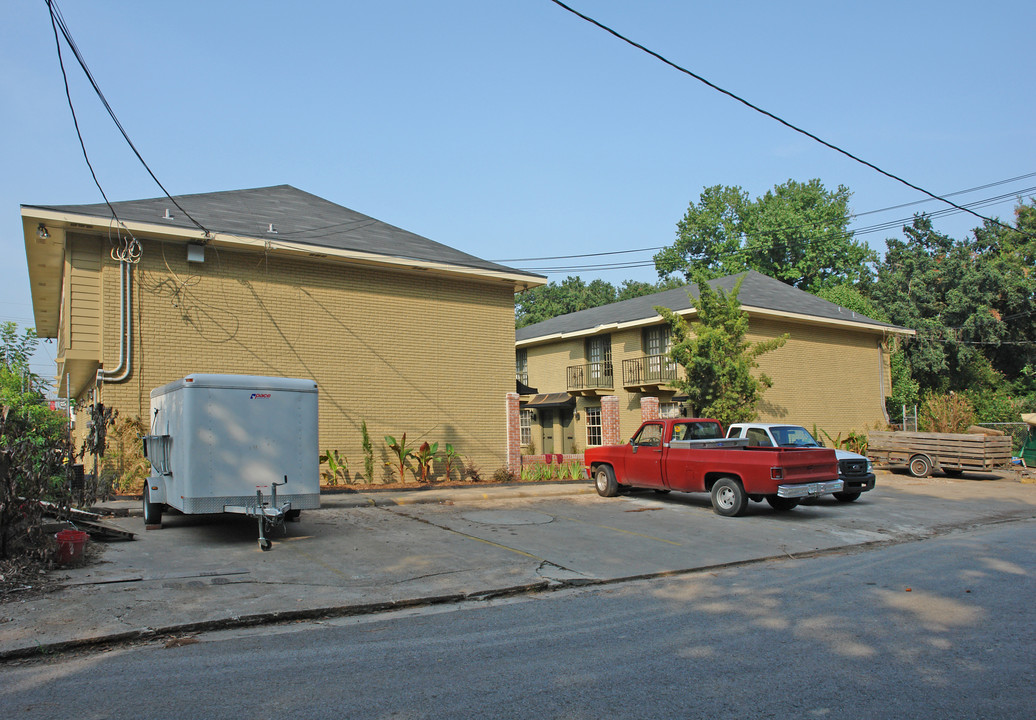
[3,518,1033,719]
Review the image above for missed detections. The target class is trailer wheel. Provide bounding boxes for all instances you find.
[142,484,163,527]
[259,538,272,551]
[711,477,748,517]
[766,495,800,512]
[908,455,933,478]
[834,491,861,502]
[594,466,619,497]
[285,510,301,522]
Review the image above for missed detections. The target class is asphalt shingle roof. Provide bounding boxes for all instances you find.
[27,184,537,278]
[516,270,904,342]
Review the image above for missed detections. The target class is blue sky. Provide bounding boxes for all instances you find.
[3,1,1035,381]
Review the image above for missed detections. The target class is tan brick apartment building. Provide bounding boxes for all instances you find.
[515,271,913,452]
[21,185,545,479]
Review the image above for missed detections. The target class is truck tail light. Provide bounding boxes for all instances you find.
[770,467,783,480]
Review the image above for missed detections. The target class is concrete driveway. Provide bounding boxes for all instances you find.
[2,471,1034,659]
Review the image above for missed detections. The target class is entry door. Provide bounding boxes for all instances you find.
[540,409,555,454]
[560,409,574,454]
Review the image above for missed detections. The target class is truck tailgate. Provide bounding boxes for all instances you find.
[770,448,838,483]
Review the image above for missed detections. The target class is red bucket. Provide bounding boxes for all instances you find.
[55,529,88,564]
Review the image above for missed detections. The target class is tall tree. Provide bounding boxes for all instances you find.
[655,179,876,292]
[655,275,788,425]
[516,276,681,328]
[871,209,1036,394]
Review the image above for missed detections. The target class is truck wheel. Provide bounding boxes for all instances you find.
[711,477,748,517]
[142,484,163,527]
[594,466,619,497]
[834,491,861,502]
[766,495,800,511]
[908,455,932,478]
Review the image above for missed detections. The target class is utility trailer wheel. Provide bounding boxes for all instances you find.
[595,466,619,497]
[259,537,272,551]
[285,509,302,522]
[766,495,800,512]
[710,477,748,517]
[142,484,163,527]
[908,454,933,478]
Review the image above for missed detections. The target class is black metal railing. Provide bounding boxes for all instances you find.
[622,354,677,387]
[567,362,613,391]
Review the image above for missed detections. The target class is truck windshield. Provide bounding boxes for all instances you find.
[771,426,821,447]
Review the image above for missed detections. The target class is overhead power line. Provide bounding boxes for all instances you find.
[547,0,1031,239]
[45,0,210,237]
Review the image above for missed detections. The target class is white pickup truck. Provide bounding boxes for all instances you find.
[725,423,875,502]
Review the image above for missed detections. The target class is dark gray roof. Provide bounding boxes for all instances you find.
[516,270,905,342]
[26,184,540,278]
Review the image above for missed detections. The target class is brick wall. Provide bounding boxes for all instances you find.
[83,235,517,480]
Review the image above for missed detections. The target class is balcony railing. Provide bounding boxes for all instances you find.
[622,354,677,387]
[567,362,614,392]
[516,371,528,386]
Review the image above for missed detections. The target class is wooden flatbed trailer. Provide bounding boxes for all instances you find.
[868,430,1012,477]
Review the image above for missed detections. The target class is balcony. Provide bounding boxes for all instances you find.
[622,355,677,391]
[567,362,613,395]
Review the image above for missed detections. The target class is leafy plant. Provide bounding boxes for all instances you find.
[385,434,414,482]
[440,443,459,483]
[919,392,976,433]
[492,467,518,483]
[412,441,438,483]
[361,420,374,484]
[462,456,483,482]
[319,449,349,486]
[101,416,150,495]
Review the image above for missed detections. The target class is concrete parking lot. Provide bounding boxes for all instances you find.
[2,470,1034,659]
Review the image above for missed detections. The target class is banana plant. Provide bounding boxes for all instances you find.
[440,443,459,483]
[384,434,414,482]
[413,441,439,483]
[319,449,349,486]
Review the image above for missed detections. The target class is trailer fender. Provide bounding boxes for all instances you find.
[144,476,168,503]
[908,454,933,478]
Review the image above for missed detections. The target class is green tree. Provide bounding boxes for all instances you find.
[516,276,682,328]
[655,274,788,425]
[1,324,69,561]
[872,212,1035,395]
[655,179,876,292]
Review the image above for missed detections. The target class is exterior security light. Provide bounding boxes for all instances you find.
[36,223,50,240]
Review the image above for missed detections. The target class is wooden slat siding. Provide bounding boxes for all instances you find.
[68,235,101,354]
[868,431,1013,470]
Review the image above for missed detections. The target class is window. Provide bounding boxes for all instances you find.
[585,406,602,447]
[520,409,534,446]
[632,423,663,447]
[746,428,773,446]
[659,401,683,419]
[586,335,612,382]
[644,326,672,380]
[516,349,528,386]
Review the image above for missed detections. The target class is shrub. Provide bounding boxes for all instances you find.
[361,421,374,484]
[919,392,975,433]
[492,467,517,483]
[100,416,150,496]
[462,457,483,482]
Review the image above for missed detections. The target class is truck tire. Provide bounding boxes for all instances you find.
[594,466,619,498]
[142,484,163,527]
[908,454,933,478]
[766,495,800,512]
[833,491,861,502]
[710,477,748,517]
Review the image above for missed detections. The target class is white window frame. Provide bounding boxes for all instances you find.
[585,406,602,447]
[520,408,534,446]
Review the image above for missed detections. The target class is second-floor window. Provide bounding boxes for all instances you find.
[516,349,528,385]
[586,335,612,380]
[644,326,671,378]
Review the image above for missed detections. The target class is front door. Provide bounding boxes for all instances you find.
[625,422,665,488]
[540,409,554,454]
[560,408,574,454]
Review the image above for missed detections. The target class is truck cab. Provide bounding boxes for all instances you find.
[725,423,875,502]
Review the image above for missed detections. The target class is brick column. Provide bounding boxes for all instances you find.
[601,395,621,446]
[505,392,521,474]
[640,396,660,423]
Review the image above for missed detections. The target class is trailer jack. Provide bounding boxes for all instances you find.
[225,478,292,551]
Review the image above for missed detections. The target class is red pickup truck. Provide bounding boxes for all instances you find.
[584,418,842,516]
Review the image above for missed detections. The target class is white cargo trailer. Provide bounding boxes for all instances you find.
[142,374,320,549]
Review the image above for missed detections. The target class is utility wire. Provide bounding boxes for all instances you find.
[547,0,1031,238]
[46,0,210,237]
